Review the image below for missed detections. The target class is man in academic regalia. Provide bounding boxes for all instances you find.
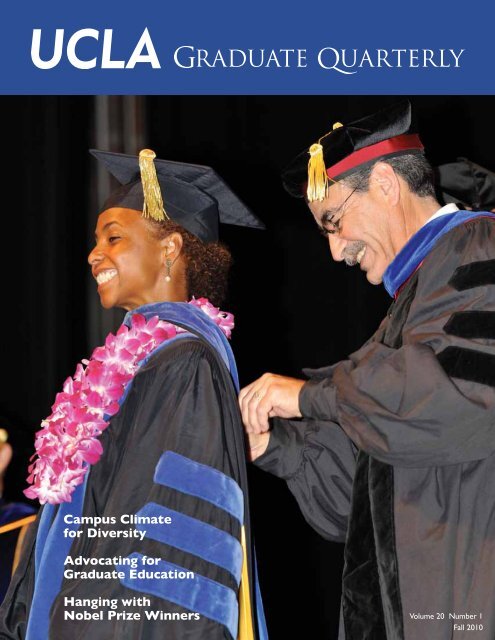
[240,101,495,639]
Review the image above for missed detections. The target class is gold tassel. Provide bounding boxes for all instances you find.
[238,525,255,640]
[306,121,344,203]
[307,143,328,203]
[138,149,169,222]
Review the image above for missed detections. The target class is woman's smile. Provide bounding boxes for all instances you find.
[95,268,118,287]
[88,208,174,310]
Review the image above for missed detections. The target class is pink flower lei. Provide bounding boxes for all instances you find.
[25,298,234,505]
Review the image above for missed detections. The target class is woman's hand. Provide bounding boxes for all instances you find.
[247,432,270,462]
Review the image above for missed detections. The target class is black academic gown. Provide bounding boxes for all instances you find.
[256,216,495,639]
[1,336,259,639]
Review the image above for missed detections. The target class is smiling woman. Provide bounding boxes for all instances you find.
[0,149,267,640]
[89,211,232,310]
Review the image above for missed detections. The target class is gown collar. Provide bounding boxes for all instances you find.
[383,209,495,297]
[124,301,238,390]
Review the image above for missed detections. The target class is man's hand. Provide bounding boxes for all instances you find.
[239,373,305,434]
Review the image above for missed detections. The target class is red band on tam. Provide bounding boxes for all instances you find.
[327,134,424,180]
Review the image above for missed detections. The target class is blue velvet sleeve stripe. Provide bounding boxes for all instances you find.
[154,451,244,524]
[118,552,238,639]
[136,502,242,584]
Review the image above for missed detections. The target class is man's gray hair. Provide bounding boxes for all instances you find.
[342,154,436,198]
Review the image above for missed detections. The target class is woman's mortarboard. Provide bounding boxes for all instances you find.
[436,157,495,211]
[91,149,265,243]
[282,101,425,202]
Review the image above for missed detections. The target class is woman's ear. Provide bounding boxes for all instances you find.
[161,232,184,262]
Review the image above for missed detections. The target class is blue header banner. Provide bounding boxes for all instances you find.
[1,0,491,94]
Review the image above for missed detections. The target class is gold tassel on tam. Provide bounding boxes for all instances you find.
[307,143,328,203]
[138,149,169,222]
[306,121,344,203]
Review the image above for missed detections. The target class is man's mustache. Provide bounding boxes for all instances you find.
[342,241,366,266]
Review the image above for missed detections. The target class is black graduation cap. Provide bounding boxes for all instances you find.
[436,157,495,211]
[90,149,265,243]
[282,101,425,202]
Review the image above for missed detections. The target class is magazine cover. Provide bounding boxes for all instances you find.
[0,3,493,639]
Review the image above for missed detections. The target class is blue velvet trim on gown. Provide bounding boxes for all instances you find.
[26,479,86,640]
[124,302,239,389]
[118,552,238,638]
[383,211,495,297]
[135,502,243,584]
[154,451,244,524]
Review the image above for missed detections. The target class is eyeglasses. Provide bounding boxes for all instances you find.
[319,185,360,236]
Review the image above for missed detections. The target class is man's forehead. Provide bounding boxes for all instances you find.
[309,182,347,215]
[327,180,351,200]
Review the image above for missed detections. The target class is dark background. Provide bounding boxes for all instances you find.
[2,96,495,638]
